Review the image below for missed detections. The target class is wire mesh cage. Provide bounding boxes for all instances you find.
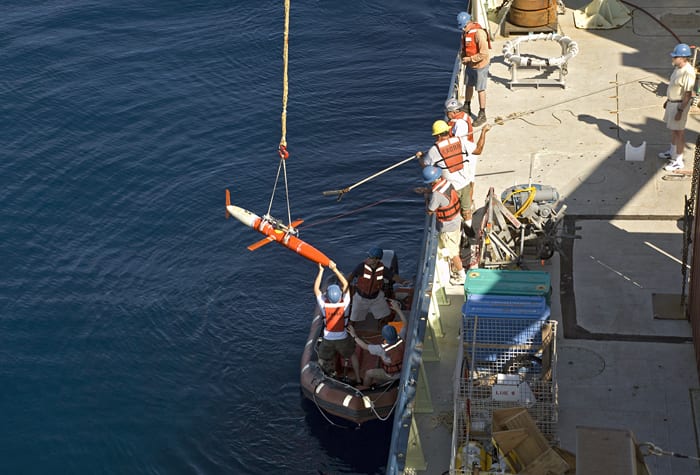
[454,316,559,450]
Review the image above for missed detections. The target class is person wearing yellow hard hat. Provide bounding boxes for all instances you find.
[416,119,490,236]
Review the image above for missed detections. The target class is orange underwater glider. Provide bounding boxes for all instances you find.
[225,189,331,266]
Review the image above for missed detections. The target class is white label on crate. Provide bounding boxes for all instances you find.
[492,384,519,402]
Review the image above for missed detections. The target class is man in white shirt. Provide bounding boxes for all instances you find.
[417,120,490,232]
[658,43,696,171]
[313,261,360,382]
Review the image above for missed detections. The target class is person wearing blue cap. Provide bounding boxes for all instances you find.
[419,165,466,285]
[416,120,491,237]
[346,247,410,323]
[348,299,407,387]
[457,11,491,128]
[313,261,360,382]
[658,43,695,171]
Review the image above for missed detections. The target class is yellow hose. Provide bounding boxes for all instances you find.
[502,186,536,217]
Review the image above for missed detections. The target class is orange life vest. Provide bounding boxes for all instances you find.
[436,136,465,173]
[462,22,491,57]
[448,111,474,143]
[355,260,384,298]
[323,301,347,332]
[380,338,404,374]
[432,177,461,222]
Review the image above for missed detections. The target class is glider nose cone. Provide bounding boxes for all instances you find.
[226,205,259,228]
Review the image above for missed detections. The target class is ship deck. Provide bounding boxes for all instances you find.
[404,0,700,473]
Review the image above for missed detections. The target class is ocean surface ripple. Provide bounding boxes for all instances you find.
[0,1,462,473]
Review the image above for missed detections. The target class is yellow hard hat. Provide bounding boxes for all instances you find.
[432,120,451,136]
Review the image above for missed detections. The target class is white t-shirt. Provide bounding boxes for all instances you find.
[423,137,478,190]
[667,62,696,101]
[316,291,350,340]
[451,118,471,140]
[428,185,462,233]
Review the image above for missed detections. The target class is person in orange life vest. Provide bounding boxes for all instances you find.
[313,261,361,382]
[418,166,466,285]
[445,97,474,143]
[348,300,407,387]
[346,247,410,323]
[458,11,490,128]
[416,120,490,230]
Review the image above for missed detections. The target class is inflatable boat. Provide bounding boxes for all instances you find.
[300,250,414,425]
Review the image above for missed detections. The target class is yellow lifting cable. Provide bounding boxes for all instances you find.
[266,0,294,230]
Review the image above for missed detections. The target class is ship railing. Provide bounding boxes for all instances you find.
[386,212,439,474]
[386,50,464,475]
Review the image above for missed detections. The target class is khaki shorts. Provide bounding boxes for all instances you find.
[664,101,690,131]
[318,334,356,360]
[439,228,461,259]
[456,183,474,218]
[350,291,390,321]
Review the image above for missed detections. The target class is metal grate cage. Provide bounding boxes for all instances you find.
[454,318,559,451]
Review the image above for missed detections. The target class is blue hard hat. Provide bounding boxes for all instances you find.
[457,11,471,29]
[422,166,441,183]
[327,284,342,303]
[382,325,398,344]
[670,43,691,57]
[368,247,383,259]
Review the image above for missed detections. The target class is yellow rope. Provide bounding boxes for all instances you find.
[266,0,293,228]
[280,0,289,149]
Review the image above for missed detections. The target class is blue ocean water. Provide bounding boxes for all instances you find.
[0,1,463,473]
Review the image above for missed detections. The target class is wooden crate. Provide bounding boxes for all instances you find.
[493,407,569,475]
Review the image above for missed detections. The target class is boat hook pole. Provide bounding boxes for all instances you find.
[322,153,419,201]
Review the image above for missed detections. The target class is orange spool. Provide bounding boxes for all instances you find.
[511,0,551,10]
[508,0,557,27]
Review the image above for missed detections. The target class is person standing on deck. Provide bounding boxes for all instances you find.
[658,43,696,172]
[346,247,410,324]
[445,97,474,143]
[419,166,466,285]
[416,120,490,234]
[458,11,491,128]
[313,261,361,383]
[348,300,407,387]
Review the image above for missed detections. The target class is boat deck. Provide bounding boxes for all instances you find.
[398,0,700,473]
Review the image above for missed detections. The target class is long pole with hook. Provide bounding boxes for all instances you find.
[322,153,419,200]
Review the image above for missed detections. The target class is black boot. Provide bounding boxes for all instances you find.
[464,102,472,118]
[473,109,486,127]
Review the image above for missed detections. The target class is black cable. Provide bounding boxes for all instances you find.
[618,0,683,43]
